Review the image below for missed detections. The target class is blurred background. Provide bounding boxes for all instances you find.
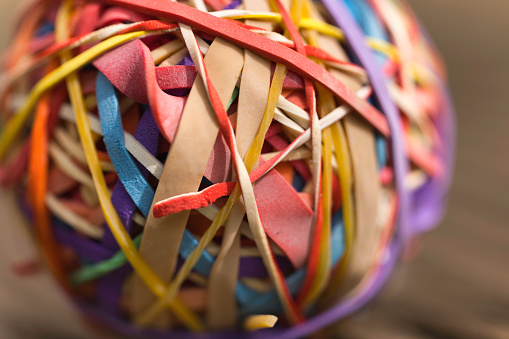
[0,0,508,338]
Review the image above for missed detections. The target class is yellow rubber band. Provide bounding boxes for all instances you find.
[244,315,278,331]
[326,122,355,294]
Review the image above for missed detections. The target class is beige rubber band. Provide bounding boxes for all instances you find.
[46,193,104,239]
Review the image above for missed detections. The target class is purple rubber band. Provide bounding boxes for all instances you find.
[223,0,241,10]
[102,184,136,250]
[96,265,133,314]
[53,222,114,262]
[418,24,456,200]
[238,255,293,278]
[408,77,456,233]
[173,254,293,279]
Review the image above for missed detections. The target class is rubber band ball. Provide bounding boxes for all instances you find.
[0,0,455,338]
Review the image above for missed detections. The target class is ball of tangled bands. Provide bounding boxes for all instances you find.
[0,0,455,337]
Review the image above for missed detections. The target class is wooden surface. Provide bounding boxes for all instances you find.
[0,1,508,338]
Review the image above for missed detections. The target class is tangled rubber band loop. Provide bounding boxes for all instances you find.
[0,0,454,337]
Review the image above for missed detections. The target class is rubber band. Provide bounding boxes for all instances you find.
[127,35,246,326]
[273,109,305,136]
[94,38,187,143]
[46,193,104,239]
[27,89,69,291]
[3,0,45,70]
[265,133,311,181]
[277,96,310,128]
[325,122,355,290]
[244,315,278,331]
[97,72,155,215]
[204,0,229,11]
[47,141,96,189]
[53,127,115,172]
[238,210,345,317]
